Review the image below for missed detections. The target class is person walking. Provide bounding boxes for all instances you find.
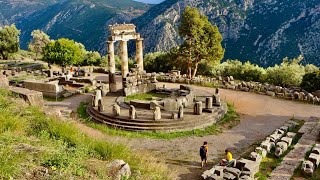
[200,141,208,168]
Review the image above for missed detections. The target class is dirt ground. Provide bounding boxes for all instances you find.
[45,82,320,179]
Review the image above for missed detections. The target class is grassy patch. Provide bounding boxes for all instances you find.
[77,102,240,140]
[0,88,174,179]
[255,119,304,180]
[125,92,168,101]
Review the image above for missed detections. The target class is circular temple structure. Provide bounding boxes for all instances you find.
[87,85,227,132]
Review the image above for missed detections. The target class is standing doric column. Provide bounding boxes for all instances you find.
[135,38,144,72]
[108,41,117,92]
[120,40,129,78]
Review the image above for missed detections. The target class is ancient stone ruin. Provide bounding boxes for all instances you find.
[107,23,155,96]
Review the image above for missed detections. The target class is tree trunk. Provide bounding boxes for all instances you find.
[1,52,8,60]
[35,52,38,61]
[188,62,192,79]
[188,43,192,79]
[0,51,4,60]
[192,62,199,79]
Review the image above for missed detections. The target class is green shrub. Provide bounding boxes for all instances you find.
[211,60,266,82]
[265,59,305,87]
[301,71,320,92]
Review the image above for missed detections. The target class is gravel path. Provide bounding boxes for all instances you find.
[45,82,320,179]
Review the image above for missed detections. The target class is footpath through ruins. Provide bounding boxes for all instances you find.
[44,82,320,180]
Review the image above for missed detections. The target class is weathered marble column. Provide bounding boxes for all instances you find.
[135,38,144,72]
[108,41,117,92]
[120,40,129,78]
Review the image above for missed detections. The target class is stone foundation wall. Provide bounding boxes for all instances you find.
[10,87,44,107]
[157,74,320,105]
[24,80,63,98]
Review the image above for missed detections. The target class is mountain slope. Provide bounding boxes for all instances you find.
[133,0,320,66]
[0,0,150,52]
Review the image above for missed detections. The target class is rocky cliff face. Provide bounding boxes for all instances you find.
[0,0,150,52]
[1,0,318,66]
[133,0,320,66]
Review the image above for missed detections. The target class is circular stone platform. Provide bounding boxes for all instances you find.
[87,90,228,132]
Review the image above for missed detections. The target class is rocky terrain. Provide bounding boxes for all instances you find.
[133,0,320,66]
[0,0,150,52]
[0,0,319,66]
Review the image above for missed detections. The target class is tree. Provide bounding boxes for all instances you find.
[28,30,50,60]
[82,51,101,66]
[301,71,320,92]
[178,6,224,78]
[0,24,20,60]
[265,56,305,87]
[305,64,319,74]
[42,38,85,66]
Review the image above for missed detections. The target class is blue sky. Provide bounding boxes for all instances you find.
[134,0,165,4]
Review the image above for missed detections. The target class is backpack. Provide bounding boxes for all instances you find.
[200,146,206,156]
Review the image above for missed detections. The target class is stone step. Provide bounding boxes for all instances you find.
[87,104,225,132]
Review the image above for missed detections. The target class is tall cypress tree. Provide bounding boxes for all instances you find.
[178,6,225,78]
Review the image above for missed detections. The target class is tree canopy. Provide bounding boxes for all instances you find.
[42,38,85,66]
[28,30,50,60]
[178,6,224,78]
[0,24,20,60]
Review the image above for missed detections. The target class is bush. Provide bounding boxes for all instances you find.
[81,51,101,66]
[301,71,320,92]
[43,38,86,66]
[144,52,173,73]
[305,64,319,74]
[265,58,305,87]
[211,60,266,82]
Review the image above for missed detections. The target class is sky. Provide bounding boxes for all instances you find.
[134,0,165,4]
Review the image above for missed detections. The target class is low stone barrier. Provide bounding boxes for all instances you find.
[9,86,44,107]
[24,80,63,98]
[157,74,320,105]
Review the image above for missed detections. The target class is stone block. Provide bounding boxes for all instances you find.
[0,75,9,88]
[98,99,105,112]
[150,100,160,110]
[224,167,241,179]
[112,104,121,116]
[286,132,296,139]
[164,98,177,111]
[24,80,62,98]
[260,140,272,153]
[255,147,267,157]
[275,141,288,157]
[205,96,213,109]
[171,113,178,119]
[280,137,293,147]
[10,87,44,107]
[248,152,262,164]
[94,90,102,107]
[280,125,289,133]
[194,101,202,115]
[178,105,184,119]
[309,153,320,167]
[302,160,314,176]
[238,159,260,177]
[129,105,136,120]
[153,106,161,120]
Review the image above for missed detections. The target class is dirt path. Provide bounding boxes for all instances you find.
[126,83,320,179]
[45,83,320,179]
